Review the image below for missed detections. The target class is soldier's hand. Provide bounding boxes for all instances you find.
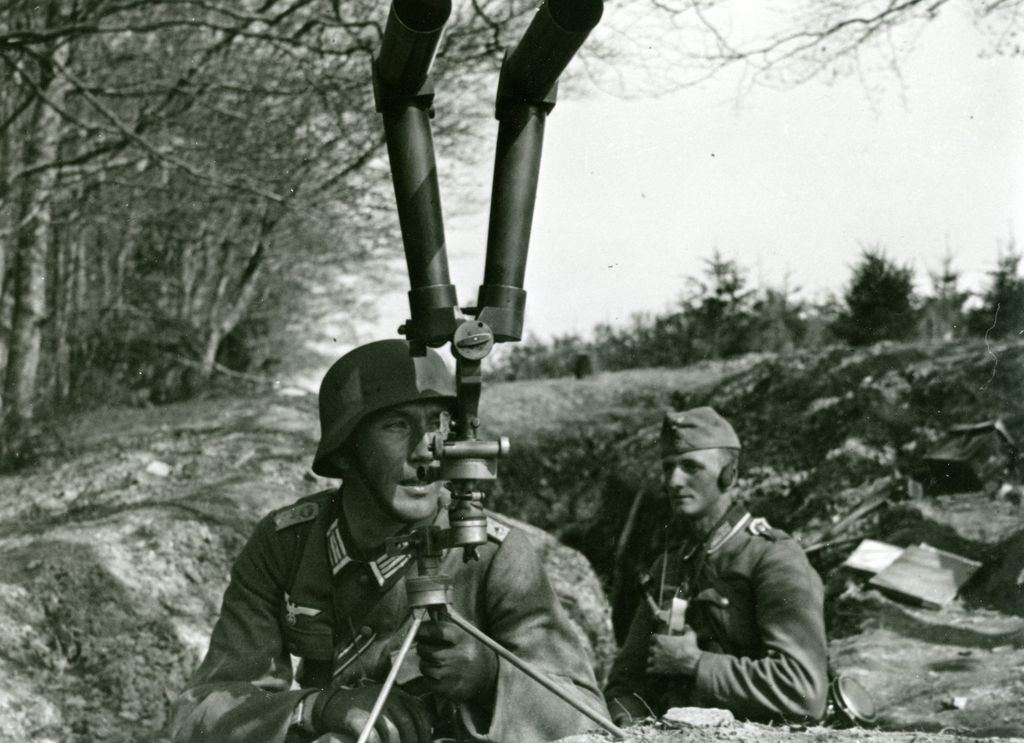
[416,618,498,703]
[647,627,702,677]
[312,684,432,743]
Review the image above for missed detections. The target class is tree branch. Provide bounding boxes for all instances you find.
[0,82,38,135]
[44,54,287,203]
[1,52,111,138]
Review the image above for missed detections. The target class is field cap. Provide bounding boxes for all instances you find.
[660,406,741,459]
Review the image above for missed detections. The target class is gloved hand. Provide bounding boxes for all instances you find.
[312,684,433,743]
[416,619,498,703]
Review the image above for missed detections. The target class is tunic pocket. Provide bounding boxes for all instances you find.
[284,624,334,660]
[693,586,732,609]
[692,579,756,653]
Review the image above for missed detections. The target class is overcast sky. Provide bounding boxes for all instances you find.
[356,6,1024,344]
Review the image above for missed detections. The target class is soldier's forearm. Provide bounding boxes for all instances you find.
[170,684,313,743]
[692,651,827,721]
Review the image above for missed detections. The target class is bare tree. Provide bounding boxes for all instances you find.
[590,0,1024,94]
[3,21,70,431]
[0,0,569,448]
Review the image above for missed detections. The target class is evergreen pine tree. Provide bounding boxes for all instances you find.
[831,246,917,346]
[968,241,1024,339]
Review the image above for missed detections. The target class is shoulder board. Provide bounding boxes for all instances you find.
[274,501,320,532]
[747,516,789,542]
[486,518,511,544]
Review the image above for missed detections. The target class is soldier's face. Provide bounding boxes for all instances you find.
[663,448,728,520]
[350,399,450,524]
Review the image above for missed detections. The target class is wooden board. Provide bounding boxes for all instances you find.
[842,539,904,574]
[869,543,982,608]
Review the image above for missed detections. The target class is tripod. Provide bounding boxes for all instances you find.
[354,525,625,743]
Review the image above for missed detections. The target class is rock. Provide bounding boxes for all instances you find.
[941,696,968,710]
[999,483,1021,505]
[807,396,842,415]
[662,706,735,728]
[864,369,912,407]
[825,437,895,466]
[145,460,172,477]
[233,450,257,468]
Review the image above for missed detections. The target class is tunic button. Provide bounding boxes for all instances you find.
[358,573,371,586]
[720,598,730,607]
[359,625,374,638]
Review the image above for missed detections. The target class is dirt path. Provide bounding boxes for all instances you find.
[0,394,321,742]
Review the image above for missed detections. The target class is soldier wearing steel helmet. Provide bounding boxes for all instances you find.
[170,339,605,743]
[604,407,828,725]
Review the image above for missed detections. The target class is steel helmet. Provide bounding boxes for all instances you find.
[312,339,456,477]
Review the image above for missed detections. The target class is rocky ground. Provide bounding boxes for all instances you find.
[0,339,1022,743]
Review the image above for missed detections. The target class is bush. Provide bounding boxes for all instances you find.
[831,246,917,346]
[491,250,808,380]
[967,245,1024,339]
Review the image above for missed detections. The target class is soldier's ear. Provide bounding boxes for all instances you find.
[716,449,739,491]
[717,461,737,491]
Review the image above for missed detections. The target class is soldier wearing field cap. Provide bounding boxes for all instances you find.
[604,406,828,725]
[170,339,606,743]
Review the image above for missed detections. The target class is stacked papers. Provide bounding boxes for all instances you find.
[843,539,982,608]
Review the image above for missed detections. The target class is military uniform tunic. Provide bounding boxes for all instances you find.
[604,508,828,723]
[170,489,606,743]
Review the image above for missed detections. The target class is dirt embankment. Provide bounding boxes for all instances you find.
[0,339,1022,743]
[0,393,613,742]
[490,339,1024,740]
[0,397,318,742]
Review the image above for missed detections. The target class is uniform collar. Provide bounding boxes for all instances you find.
[326,493,446,588]
[707,510,751,554]
[678,501,748,557]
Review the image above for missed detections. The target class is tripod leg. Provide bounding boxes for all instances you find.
[445,607,626,739]
[356,609,427,743]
